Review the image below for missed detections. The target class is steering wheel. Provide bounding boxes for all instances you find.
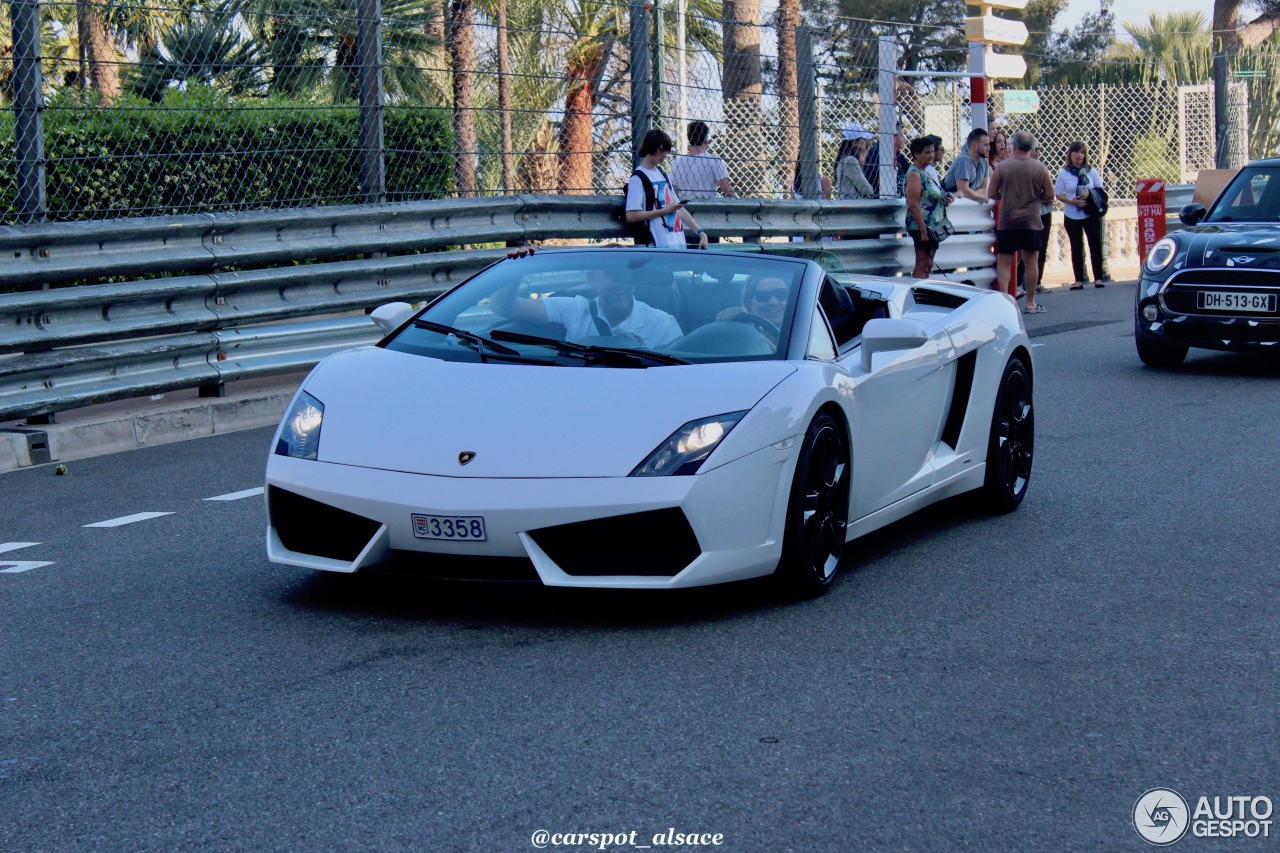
[731,312,780,341]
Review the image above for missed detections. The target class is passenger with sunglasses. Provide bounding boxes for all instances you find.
[716,275,791,346]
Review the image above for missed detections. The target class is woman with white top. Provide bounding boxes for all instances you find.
[1054,141,1111,288]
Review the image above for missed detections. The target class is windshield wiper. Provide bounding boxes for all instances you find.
[489,329,689,367]
[412,319,522,361]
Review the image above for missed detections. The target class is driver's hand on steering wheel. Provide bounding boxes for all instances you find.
[716,306,746,322]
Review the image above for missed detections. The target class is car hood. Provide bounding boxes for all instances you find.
[1175,223,1280,272]
[303,347,796,477]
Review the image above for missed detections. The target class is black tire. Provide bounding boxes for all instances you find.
[776,412,851,597]
[981,356,1034,513]
[1135,322,1188,368]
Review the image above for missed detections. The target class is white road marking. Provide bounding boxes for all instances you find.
[203,487,265,502]
[82,512,174,528]
[1,561,54,574]
[0,542,41,554]
[0,543,53,573]
[1030,343,1045,348]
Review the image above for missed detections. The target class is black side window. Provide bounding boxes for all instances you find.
[818,278,859,350]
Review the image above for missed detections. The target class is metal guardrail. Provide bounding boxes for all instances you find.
[0,195,996,422]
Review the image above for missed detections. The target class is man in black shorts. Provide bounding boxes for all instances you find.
[989,130,1056,314]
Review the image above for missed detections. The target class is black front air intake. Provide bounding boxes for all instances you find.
[530,508,701,577]
[268,486,381,562]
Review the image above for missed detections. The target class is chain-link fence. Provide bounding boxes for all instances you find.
[2,1,1276,224]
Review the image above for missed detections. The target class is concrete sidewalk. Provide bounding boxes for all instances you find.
[0,371,307,472]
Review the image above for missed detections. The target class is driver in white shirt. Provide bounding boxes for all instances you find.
[490,264,683,349]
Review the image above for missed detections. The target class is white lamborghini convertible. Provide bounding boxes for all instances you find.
[265,247,1034,595]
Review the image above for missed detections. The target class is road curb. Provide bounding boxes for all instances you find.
[0,378,301,472]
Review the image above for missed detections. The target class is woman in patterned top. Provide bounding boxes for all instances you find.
[904,137,953,278]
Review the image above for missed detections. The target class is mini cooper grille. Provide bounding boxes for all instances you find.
[1162,270,1280,317]
[530,508,701,577]
[268,486,381,562]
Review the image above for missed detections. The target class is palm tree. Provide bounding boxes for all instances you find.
[449,0,478,195]
[127,3,265,100]
[468,0,562,192]
[1122,11,1212,84]
[248,0,439,102]
[775,0,800,179]
[77,0,121,100]
[721,0,762,194]
[555,0,624,193]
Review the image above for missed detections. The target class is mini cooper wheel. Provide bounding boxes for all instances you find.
[777,412,850,597]
[982,356,1034,513]
[1135,322,1188,368]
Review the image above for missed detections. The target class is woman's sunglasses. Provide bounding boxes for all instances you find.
[752,289,789,303]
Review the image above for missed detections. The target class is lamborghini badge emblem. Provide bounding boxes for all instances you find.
[458,451,476,466]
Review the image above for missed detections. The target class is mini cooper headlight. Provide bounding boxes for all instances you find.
[275,391,324,460]
[631,412,746,477]
[1145,236,1177,273]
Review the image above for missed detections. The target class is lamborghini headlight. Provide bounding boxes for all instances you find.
[631,412,746,477]
[1145,236,1177,273]
[275,391,324,460]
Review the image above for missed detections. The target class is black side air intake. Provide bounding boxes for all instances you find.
[940,350,978,449]
[912,288,968,309]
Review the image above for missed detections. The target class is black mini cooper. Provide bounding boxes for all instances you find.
[1136,159,1280,367]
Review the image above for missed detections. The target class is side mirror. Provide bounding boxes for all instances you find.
[1179,203,1207,227]
[370,302,415,334]
[860,318,931,372]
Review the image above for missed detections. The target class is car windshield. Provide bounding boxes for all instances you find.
[1206,166,1280,222]
[383,249,809,366]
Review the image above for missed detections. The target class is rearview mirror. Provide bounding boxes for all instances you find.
[860,318,931,372]
[1179,203,1206,227]
[370,302,415,334]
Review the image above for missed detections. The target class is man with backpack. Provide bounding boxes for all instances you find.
[625,129,709,249]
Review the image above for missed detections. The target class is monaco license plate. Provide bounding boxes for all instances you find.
[412,514,487,541]
[1197,290,1276,313]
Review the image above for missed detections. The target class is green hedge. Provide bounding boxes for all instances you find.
[2,91,454,222]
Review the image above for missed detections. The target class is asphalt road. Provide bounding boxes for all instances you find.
[2,282,1279,852]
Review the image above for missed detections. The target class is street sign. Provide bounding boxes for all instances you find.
[964,14,1029,46]
[1136,178,1167,260]
[968,0,1028,9]
[984,52,1028,79]
[1002,90,1040,113]
[1234,70,1267,79]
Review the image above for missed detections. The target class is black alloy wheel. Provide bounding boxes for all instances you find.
[982,356,1035,513]
[777,412,851,597]
[1135,319,1189,368]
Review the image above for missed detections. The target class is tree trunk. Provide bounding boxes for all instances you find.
[78,0,120,101]
[449,0,478,197]
[722,0,763,195]
[496,0,515,194]
[558,62,598,194]
[776,0,799,181]
[1212,0,1241,52]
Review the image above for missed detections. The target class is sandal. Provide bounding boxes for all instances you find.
[1069,282,1086,290]
[1022,304,1047,314]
